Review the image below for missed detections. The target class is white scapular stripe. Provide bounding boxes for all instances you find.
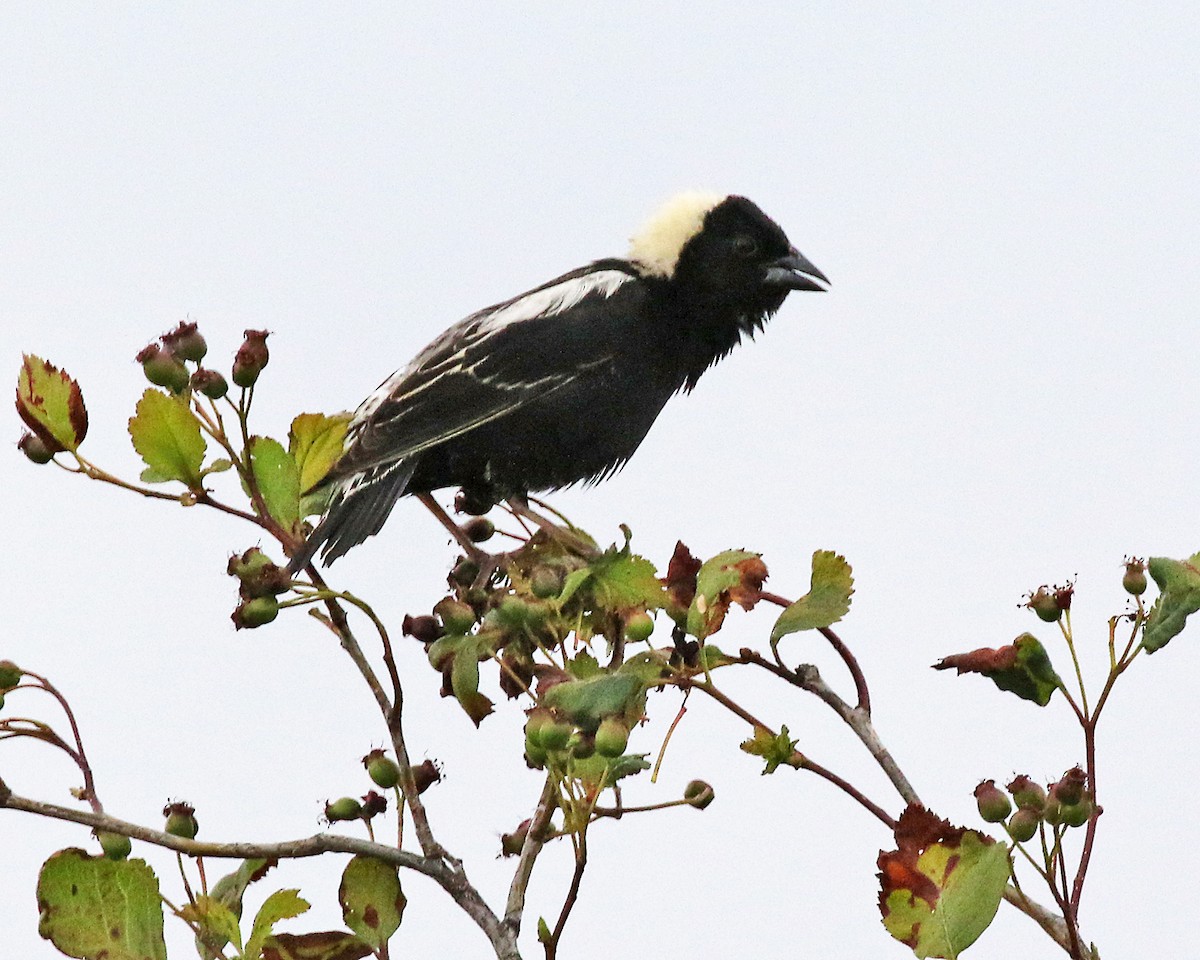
[477,269,631,334]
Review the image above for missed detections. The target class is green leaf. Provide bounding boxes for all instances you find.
[567,651,602,679]
[288,412,350,493]
[588,547,665,610]
[261,931,371,960]
[770,550,854,642]
[245,889,310,960]
[1143,553,1200,652]
[541,673,645,730]
[428,632,499,725]
[182,895,244,955]
[933,633,1062,706]
[879,807,1010,958]
[248,436,302,531]
[128,388,206,487]
[569,751,651,789]
[203,457,235,476]
[16,354,88,452]
[195,859,273,960]
[37,848,167,960]
[339,856,405,951]
[739,724,802,774]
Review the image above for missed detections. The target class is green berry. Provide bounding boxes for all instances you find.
[0,660,22,690]
[540,719,573,751]
[232,595,280,629]
[623,611,655,643]
[434,597,476,635]
[231,329,270,388]
[1006,775,1046,812]
[98,831,132,860]
[594,716,629,757]
[1122,560,1147,597]
[524,738,548,769]
[530,566,564,599]
[163,802,198,839]
[190,368,229,400]
[18,433,55,465]
[137,343,190,393]
[1007,807,1040,842]
[364,750,401,789]
[974,780,1012,824]
[161,321,207,363]
[325,797,363,822]
[1027,587,1062,623]
[463,517,495,543]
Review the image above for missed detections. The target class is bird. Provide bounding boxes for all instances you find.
[288,192,828,573]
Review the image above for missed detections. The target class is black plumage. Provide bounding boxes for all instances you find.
[291,193,827,570]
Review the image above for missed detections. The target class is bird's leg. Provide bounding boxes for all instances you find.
[506,496,600,560]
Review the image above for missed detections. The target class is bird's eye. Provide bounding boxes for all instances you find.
[732,235,759,258]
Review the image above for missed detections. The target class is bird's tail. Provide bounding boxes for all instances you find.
[286,459,417,574]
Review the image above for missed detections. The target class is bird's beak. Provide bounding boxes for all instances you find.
[763,247,830,292]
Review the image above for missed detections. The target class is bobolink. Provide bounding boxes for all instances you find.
[291,192,827,570]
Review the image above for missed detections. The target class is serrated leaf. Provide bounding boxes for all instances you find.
[541,673,645,730]
[339,856,405,950]
[203,457,234,476]
[771,550,854,641]
[196,859,273,960]
[182,895,243,955]
[428,632,499,726]
[128,388,206,486]
[686,549,767,639]
[36,848,166,960]
[739,724,802,774]
[588,547,665,610]
[569,751,651,789]
[933,633,1061,706]
[261,931,371,960]
[1143,553,1200,652]
[878,806,1009,958]
[16,354,88,452]
[289,412,350,493]
[568,651,602,679]
[245,889,310,960]
[248,436,301,531]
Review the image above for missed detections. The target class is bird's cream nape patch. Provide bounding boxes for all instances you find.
[628,191,726,278]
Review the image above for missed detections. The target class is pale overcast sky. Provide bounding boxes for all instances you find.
[3,4,1198,958]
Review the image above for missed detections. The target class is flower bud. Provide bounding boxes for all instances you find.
[325,796,363,822]
[163,801,198,839]
[974,780,1013,823]
[161,321,207,363]
[1007,775,1046,812]
[232,329,270,388]
[18,432,55,465]
[137,343,190,393]
[1007,807,1040,842]
[190,368,229,400]
[97,831,132,861]
[684,779,715,810]
[1122,559,1147,597]
[363,749,401,789]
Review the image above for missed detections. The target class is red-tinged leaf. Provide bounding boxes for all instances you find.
[878,805,1009,958]
[933,633,1062,706]
[261,931,371,960]
[686,549,767,639]
[16,354,88,452]
[663,541,702,617]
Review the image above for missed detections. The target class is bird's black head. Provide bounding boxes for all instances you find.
[629,193,828,314]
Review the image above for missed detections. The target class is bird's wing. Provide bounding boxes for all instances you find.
[333,264,641,477]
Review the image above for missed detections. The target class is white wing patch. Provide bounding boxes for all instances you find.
[628,191,725,279]
[477,269,631,335]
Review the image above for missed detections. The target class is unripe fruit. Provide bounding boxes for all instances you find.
[161,321,208,363]
[1027,587,1061,623]
[974,780,1012,823]
[18,432,54,464]
[454,487,494,516]
[232,329,270,388]
[450,558,481,587]
[524,709,553,748]
[98,831,132,861]
[137,343,190,393]
[1007,775,1046,812]
[1041,796,1063,826]
[402,614,442,643]
[1007,807,1040,842]
[0,660,23,689]
[540,719,573,751]
[363,750,401,789]
[1051,766,1087,806]
[232,595,280,629]
[684,779,715,810]
[434,597,476,634]
[412,759,442,794]
[190,368,229,400]
[360,790,387,818]
[569,733,595,759]
[1060,800,1092,828]
[325,797,363,822]
[1122,560,1147,597]
[530,566,564,599]
[163,802,198,839]
[463,517,495,543]
[594,716,629,757]
[524,739,548,769]
[623,611,655,643]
